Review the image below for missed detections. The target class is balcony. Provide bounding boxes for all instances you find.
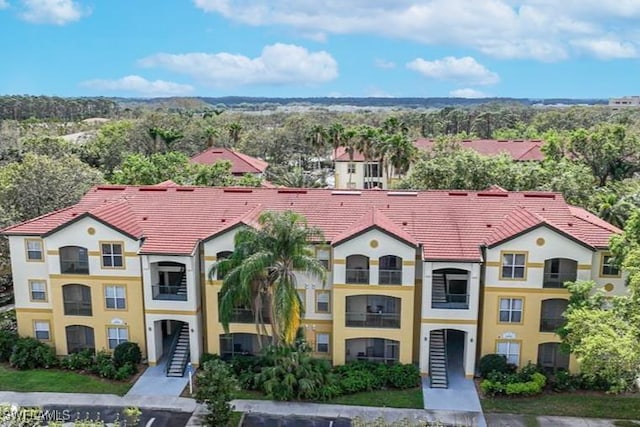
[378,270,402,285]
[543,273,576,289]
[431,293,470,310]
[540,317,565,332]
[345,338,399,364]
[346,269,370,284]
[543,258,577,288]
[63,301,92,316]
[228,307,272,324]
[345,312,400,328]
[346,295,401,329]
[431,270,470,310]
[59,246,90,275]
[152,284,187,301]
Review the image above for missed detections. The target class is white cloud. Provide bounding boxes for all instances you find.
[449,88,488,98]
[80,75,194,97]
[374,59,396,69]
[571,38,639,59]
[21,0,86,25]
[407,56,499,85]
[192,0,640,61]
[139,43,338,87]
[0,0,9,10]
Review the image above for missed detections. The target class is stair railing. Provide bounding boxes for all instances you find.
[165,329,181,375]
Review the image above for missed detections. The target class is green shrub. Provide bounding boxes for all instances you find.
[196,359,239,427]
[505,380,542,396]
[114,363,137,381]
[388,363,421,389]
[60,348,94,371]
[551,369,576,392]
[0,330,18,362]
[92,351,117,379]
[200,352,220,366]
[113,342,141,368]
[478,354,514,378]
[480,379,506,396]
[481,367,546,397]
[9,337,57,370]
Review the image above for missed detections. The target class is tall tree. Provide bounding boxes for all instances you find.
[212,211,325,347]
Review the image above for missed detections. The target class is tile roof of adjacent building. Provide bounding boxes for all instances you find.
[333,139,545,162]
[190,147,269,174]
[3,186,618,260]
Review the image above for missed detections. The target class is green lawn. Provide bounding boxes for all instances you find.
[0,364,132,396]
[233,387,423,409]
[482,393,640,420]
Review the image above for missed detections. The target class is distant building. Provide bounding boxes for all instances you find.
[334,139,545,190]
[190,147,268,177]
[609,96,640,107]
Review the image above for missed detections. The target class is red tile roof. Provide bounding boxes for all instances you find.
[190,147,268,174]
[3,187,617,259]
[333,139,545,162]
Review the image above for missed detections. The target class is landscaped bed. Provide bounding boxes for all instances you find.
[482,391,640,420]
[0,363,132,395]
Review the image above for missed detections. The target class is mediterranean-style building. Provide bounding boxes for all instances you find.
[333,139,544,190]
[3,184,623,386]
[190,147,269,177]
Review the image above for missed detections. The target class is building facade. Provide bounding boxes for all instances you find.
[4,185,623,384]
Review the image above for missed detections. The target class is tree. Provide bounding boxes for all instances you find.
[0,153,104,223]
[78,120,135,177]
[212,211,325,347]
[380,132,417,184]
[227,122,243,147]
[327,122,345,170]
[195,359,239,427]
[569,124,640,186]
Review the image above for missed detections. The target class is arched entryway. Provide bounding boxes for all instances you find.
[151,319,190,377]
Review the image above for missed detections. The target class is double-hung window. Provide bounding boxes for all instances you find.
[29,281,47,302]
[496,340,520,365]
[107,327,128,349]
[105,285,126,310]
[26,239,43,261]
[316,333,330,353]
[316,291,330,313]
[34,321,50,340]
[601,255,620,277]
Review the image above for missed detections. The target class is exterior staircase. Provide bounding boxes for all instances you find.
[429,330,449,389]
[166,323,190,377]
[176,270,187,299]
[432,273,447,306]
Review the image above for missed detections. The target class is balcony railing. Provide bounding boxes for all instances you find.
[152,284,187,301]
[540,317,566,332]
[63,301,92,316]
[346,269,370,284]
[543,273,576,288]
[378,270,402,285]
[348,354,399,364]
[431,294,470,310]
[345,312,401,328]
[60,260,89,275]
[228,308,272,324]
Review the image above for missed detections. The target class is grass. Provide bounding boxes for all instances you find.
[482,392,640,420]
[233,387,423,409]
[0,364,132,396]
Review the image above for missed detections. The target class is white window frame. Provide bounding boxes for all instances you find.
[34,321,50,341]
[501,253,526,279]
[499,298,523,323]
[107,327,128,349]
[496,341,520,365]
[316,291,330,313]
[30,281,47,302]
[26,239,43,261]
[101,243,124,268]
[316,333,330,353]
[104,285,126,310]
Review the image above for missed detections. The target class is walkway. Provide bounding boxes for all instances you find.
[125,358,191,397]
[422,331,486,426]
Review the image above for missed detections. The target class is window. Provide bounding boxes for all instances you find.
[26,239,43,261]
[104,285,126,310]
[499,298,523,323]
[496,340,520,365]
[501,253,526,279]
[107,327,128,349]
[316,248,330,270]
[101,243,123,268]
[29,281,47,302]
[63,284,92,316]
[34,321,50,340]
[316,291,330,313]
[316,333,330,353]
[347,163,356,174]
[601,255,620,277]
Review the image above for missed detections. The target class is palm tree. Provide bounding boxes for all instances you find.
[306,125,327,170]
[211,211,325,347]
[355,126,382,188]
[381,133,418,184]
[327,122,345,170]
[203,126,219,148]
[342,127,357,188]
[227,122,243,148]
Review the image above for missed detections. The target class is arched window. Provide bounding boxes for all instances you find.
[62,284,92,316]
[379,255,402,285]
[538,342,569,370]
[543,258,577,288]
[346,255,370,284]
[59,246,89,274]
[540,299,568,332]
[216,251,233,279]
[65,325,95,354]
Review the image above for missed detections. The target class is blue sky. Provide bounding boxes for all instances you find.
[1,0,639,98]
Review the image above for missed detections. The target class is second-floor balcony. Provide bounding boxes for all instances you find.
[346,269,370,284]
[543,258,577,288]
[378,269,402,285]
[152,284,187,301]
[431,269,470,310]
[63,284,92,316]
[540,298,568,332]
[151,261,187,301]
[346,295,401,329]
[540,317,565,332]
[60,246,89,275]
[228,307,272,324]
